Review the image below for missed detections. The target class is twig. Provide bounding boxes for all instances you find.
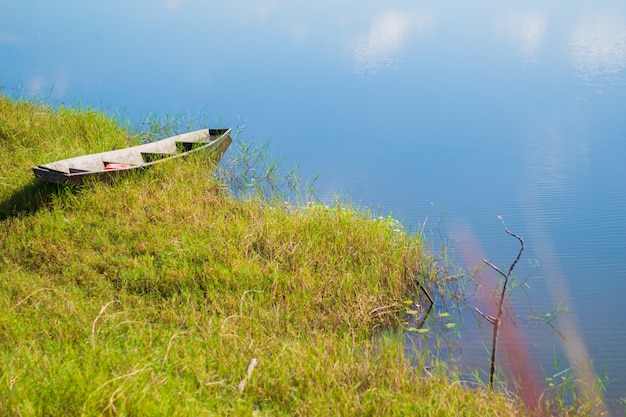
[474,307,496,325]
[480,216,524,390]
[403,255,435,308]
[482,260,505,278]
[419,282,435,307]
[417,304,434,330]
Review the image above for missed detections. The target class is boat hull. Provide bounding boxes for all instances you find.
[33,128,232,185]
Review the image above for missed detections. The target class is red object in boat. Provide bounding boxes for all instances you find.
[104,163,132,170]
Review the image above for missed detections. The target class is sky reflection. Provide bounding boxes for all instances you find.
[350,10,431,75]
[570,13,626,81]
[4,2,626,104]
[498,11,547,65]
[165,0,183,12]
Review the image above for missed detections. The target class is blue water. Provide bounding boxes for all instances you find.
[2,1,626,413]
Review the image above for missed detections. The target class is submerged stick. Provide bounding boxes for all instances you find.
[403,254,434,307]
[419,282,435,307]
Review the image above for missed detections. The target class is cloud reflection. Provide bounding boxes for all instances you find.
[498,12,546,65]
[165,0,184,12]
[27,74,47,97]
[252,1,278,20]
[570,15,626,80]
[26,69,70,99]
[350,10,431,75]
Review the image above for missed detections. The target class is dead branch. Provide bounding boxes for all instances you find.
[419,281,435,307]
[480,216,524,390]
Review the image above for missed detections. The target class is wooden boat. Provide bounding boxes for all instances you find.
[32,128,232,185]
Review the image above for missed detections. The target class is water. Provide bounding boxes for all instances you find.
[2,1,626,413]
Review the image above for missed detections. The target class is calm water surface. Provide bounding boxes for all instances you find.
[2,1,626,413]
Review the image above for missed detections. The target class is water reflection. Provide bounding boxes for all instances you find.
[522,199,607,414]
[498,11,547,65]
[165,0,183,12]
[570,14,626,81]
[25,68,70,98]
[521,113,590,191]
[350,10,431,75]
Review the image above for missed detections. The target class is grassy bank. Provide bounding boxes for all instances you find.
[0,95,529,415]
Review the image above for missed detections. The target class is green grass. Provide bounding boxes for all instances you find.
[0,95,536,415]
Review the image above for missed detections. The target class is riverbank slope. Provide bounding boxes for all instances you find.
[0,95,527,415]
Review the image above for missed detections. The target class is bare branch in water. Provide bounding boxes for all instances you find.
[419,282,435,307]
[478,216,525,391]
[474,307,497,325]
